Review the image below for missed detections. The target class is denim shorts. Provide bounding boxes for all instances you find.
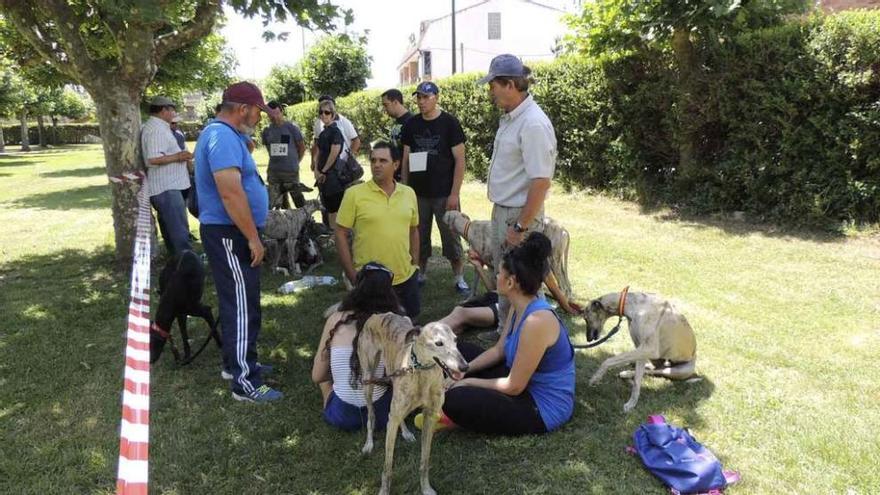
[323,389,393,432]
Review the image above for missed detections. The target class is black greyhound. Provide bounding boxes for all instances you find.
[150,250,221,364]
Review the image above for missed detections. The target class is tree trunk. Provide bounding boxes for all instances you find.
[19,110,30,152]
[92,85,145,265]
[671,24,698,181]
[51,116,59,145]
[37,114,47,148]
[0,125,5,153]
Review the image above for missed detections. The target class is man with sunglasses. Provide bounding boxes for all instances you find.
[335,141,421,318]
[195,81,281,403]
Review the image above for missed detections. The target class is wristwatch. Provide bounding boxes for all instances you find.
[512,222,527,233]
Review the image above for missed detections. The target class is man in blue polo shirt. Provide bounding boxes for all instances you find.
[195,81,281,403]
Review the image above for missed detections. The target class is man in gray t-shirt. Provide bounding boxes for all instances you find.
[261,101,306,208]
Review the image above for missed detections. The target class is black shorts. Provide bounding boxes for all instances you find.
[458,291,499,328]
[320,190,345,213]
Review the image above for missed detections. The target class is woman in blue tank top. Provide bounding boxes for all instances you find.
[418,232,575,435]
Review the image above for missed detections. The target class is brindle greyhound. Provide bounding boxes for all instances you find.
[262,198,322,276]
[359,313,469,495]
[444,210,574,306]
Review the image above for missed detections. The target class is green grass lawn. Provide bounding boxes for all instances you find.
[1,144,879,494]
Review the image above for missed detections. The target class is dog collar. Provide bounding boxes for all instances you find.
[462,218,471,241]
[151,322,171,340]
[617,286,630,318]
[410,346,436,371]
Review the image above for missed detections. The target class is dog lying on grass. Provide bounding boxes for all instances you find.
[359,312,469,495]
[584,290,698,413]
[264,217,324,276]
[262,199,322,276]
[149,250,221,364]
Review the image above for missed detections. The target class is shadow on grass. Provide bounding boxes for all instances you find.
[0,159,33,168]
[0,241,717,494]
[3,146,92,156]
[667,211,845,243]
[9,184,109,210]
[0,246,131,492]
[40,166,106,178]
[636,200,847,244]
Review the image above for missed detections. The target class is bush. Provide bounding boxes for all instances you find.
[2,123,102,146]
[699,12,880,227]
[290,10,880,229]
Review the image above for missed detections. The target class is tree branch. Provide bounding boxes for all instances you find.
[0,2,81,81]
[154,0,223,61]
[35,0,105,82]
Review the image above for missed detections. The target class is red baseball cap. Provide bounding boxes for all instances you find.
[222,81,270,112]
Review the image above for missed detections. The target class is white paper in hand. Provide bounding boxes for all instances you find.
[409,151,428,172]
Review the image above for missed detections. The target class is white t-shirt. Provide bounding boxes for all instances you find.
[314,114,358,150]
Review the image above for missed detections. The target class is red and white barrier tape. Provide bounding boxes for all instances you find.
[114,172,152,495]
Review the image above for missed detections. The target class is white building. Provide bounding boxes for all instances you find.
[397,0,580,85]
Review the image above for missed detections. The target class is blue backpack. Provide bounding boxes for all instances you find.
[631,415,740,495]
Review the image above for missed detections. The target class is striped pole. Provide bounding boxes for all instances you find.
[113,172,152,495]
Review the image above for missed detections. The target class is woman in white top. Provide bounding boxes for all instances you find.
[312,262,402,431]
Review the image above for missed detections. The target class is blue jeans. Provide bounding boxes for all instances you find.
[151,189,192,255]
[323,390,393,431]
[200,224,264,395]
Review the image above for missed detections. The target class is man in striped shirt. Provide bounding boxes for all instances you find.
[141,96,193,255]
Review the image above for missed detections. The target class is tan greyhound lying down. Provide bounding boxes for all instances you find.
[359,313,469,495]
[584,290,698,413]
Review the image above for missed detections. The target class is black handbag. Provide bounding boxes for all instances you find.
[336,143,364,184]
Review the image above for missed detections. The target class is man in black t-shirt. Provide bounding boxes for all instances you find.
[381,88,413,182]
[401,81,469,295]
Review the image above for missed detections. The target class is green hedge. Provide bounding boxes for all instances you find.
[287,10,880,229]
[1,121,206,147]
[2,123,102,146]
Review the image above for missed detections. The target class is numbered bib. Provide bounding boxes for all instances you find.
[270,143,289,157]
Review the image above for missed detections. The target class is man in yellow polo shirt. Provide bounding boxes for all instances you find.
[335,141,421,317]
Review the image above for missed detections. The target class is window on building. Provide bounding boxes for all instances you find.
[488,12,501,40]
[422,51,432,77]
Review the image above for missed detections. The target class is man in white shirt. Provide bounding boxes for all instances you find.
[141,96,194,255]
[480,54,557,325]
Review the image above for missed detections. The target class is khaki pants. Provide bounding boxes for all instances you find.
[491,203,544,328]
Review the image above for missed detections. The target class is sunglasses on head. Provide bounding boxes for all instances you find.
[319,110,334,116]
[362,263,393,277]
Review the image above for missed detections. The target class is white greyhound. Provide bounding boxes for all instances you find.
[584,289,698,413]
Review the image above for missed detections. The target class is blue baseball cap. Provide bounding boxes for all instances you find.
[412,81,439,96]
[478,54,526,84]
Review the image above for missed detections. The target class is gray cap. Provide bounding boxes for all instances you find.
[149,96,176,108]
[477,54,526,84]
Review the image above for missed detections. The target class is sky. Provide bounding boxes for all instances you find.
[221,1,456,89]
